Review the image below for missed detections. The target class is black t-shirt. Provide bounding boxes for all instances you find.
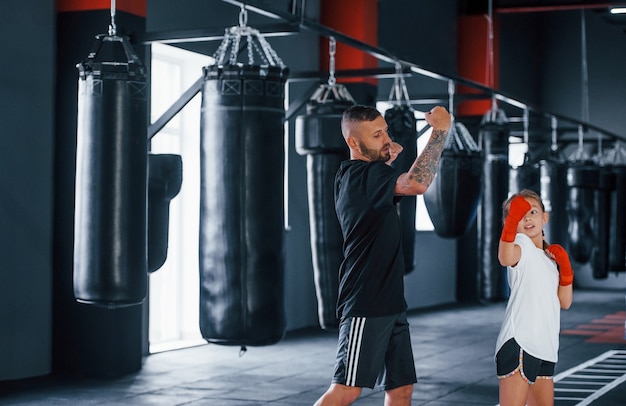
[334,159,407,319]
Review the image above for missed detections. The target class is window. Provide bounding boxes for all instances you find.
[148,43,213,353]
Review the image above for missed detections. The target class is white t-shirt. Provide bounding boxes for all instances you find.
[495,233,561,362]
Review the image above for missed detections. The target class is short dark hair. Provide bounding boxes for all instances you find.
[342,105,381,124]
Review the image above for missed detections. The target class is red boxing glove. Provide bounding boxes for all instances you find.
[546,244,574,286]
[501,196,531,243]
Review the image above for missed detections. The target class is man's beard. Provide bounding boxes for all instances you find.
[358,140,390,162]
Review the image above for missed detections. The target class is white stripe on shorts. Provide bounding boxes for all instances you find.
[346,317,366,386]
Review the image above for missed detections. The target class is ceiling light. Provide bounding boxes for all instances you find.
[610,7,626,14]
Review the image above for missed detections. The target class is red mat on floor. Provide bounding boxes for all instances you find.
[561,311,626,343]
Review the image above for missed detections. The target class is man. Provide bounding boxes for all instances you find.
[314,105,451,406]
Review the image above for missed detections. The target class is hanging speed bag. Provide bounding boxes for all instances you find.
[73,35,148,307]
[479,122,510,301]
[539,157,569,247]
[199,64,288,346]
[147,154,183,273]
[385,105,418,272]
[609,165,626,273]
[295,91,352,331]
[566,163,597,264]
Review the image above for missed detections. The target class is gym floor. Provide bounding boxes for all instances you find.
[1,289,625,405]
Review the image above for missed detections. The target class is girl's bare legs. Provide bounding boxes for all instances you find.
[499,372,529,406]
[526,378,554,406]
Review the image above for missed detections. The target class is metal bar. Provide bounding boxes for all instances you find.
[148,76,204,140]
[496,3,620,14]
[138,23,299,44]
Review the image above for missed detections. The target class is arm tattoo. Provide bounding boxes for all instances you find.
[408,129,448,187]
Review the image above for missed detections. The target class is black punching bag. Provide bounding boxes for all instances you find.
[479,115,510,301]
[510,160,540,195]
[73,34,148,306]
[199,24,289,346]
[539,154,569,247]
[295,84,353,330]
[385,105,418,272]
[147,154,182,273]
[591,167,616,279]
[424,122,482,239]
[566,162,597,264]
[608,144,626,273]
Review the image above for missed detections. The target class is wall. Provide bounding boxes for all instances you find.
[0,1,55,380]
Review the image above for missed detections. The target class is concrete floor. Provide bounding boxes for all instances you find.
[1,289,625,405]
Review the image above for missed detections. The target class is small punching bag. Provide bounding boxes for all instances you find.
[478,110,510,302]
[147,154,183,273]
[385,104,418,272]
[295,84,354,330]
[424,121,482,239]
[73,34,148,306]
[199,18,289,346]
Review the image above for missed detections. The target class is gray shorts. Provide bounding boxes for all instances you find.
[332,312,417,390]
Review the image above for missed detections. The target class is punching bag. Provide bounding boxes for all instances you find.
[609,161,626,273]
[539,154,569,247]
[509,160,540,195]
[479,113,510,302]
[590,167,616,279]
[608,142,626,273]
[295,84,353,330]
[385,104,418,272]
[199,22,289,346]
[147,154,183,273]
[73,34,148,306]
[424,121,482,239]
[566,162,597,264]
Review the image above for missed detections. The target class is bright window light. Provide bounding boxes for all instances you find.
[149,43,213,353]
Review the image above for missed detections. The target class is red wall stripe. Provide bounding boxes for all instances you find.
[320,0,378,85]
[57,0,146,17]
[457,15,499,117]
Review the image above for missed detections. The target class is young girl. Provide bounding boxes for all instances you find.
[495,189,574,406]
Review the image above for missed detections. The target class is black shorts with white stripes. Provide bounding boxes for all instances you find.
[332,312,417,390]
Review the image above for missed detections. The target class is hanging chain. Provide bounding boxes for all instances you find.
[581,10,590,123]
[448,79,456,122]
[210,6,285,69]
[551,116,558,151]
[523,108,529,144]
[108,0,117,36]
[239,5,248,27]
[387,62,410,105]
[328,37,336,86]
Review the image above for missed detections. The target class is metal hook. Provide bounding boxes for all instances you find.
[239,4,248,27]
[108,0,117,36]
[448,79,455,122]
[328,36,336,87]
[551,116,558,151]
[523,108,529,145]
